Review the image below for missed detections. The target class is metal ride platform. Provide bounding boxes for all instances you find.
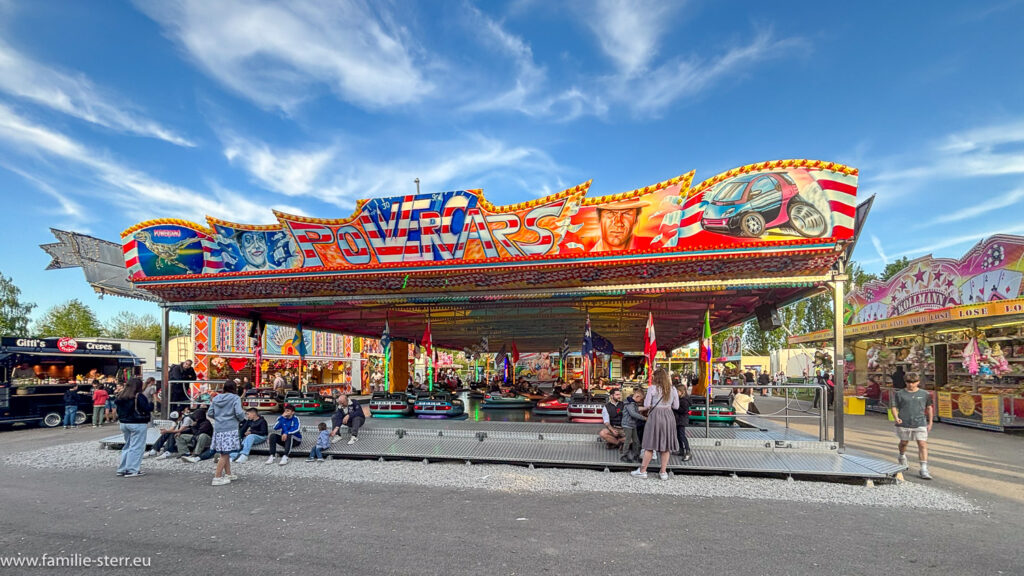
[99,417,905,482]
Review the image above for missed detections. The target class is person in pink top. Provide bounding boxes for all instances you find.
[92,383,109,428]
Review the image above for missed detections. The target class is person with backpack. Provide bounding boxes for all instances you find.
[115,377,153,478]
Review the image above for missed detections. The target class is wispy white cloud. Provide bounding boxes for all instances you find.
[222,134,335,198]
[0,104,275,224]
[615,29,802,116]
[870,234,889,265]
[218,130,568,210]
[135,0,433,112]
[0,162,90,232]
[0,40,194,147]
[928,187,1024,225]
[460,5,607,120]
[584,0,676,77]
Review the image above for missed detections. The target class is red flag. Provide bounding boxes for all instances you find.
[422,321,433,367]
[644,312,657,387]
[511,341,520,364]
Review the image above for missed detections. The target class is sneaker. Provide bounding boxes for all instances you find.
[183,456,200,463]
[155,452,173,461]
[682,451,693,462]
[306,457,315,462]
[279,455,289,466]
[265,456,276,465]
[659,472,669,481]
[124,471,146,478]
[919,468,933,480]
[898,454,909,466]
[330,436,342,444]
[347,437,358,445]
[225,474,238,481]
[144,450,157,458]
[116,471,126,477]
[316,458,325,463]
[235,455,248,464]
[211,476,230,486]
[630,469,648,479]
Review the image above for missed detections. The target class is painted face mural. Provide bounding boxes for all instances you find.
[596,205,642,251]
[239,231,267,268]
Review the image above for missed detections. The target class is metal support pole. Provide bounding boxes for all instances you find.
[832,260,847,451]
[160,306,170,419]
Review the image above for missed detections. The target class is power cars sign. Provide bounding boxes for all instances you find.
[120,159,859,279]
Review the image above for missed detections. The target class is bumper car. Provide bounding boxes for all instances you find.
[242,389,281,413]
[687,396,737,426]
[315,394,338,414]
[566,392,606,423]
[481,391,535,409]
[413,392,466,419]
[282,391,323,413]
[532,394,569,415]
[369,392,415,418]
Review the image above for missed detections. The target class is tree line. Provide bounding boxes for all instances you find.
[0,271,187,347]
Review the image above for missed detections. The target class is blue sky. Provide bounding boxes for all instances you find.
[1,0,1024,327]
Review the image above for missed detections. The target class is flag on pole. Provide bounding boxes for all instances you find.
[495,343,507,366]
[294,323,308,359]
[422,322,433,367]
[560,336,570,359]
[252,322,263,387]
[581,315,594,389]
[380,320,391,352]
[700,308,713,396]
[511,341,520,364]
[644,312,657,387]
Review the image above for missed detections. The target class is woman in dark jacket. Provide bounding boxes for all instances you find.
[115,377,152,478]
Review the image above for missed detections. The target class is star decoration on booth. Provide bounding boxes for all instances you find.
[898,280,908,293]
[912,268,927,285]
[934,271,944,284]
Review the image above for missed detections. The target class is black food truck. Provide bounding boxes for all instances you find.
[0,337,141,428]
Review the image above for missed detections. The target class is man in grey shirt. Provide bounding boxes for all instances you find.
[891,372,934,480]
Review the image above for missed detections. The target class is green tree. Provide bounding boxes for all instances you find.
[34,299,103,338]
[104,311,187,349]
[880,256,911,281]
[849,260,877,291]
[0,272,36,336]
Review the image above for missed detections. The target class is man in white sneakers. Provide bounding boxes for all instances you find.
[266,405,302,466]
[891,372,934,480]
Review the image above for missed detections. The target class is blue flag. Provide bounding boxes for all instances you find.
[294,322,308,359]
[380,320,391,352]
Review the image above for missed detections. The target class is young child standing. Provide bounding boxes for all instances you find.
[308,422,330,462]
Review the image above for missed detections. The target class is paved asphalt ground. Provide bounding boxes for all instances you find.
[0,410,1021,576]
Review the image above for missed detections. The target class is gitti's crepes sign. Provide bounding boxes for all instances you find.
[120,159,859,279]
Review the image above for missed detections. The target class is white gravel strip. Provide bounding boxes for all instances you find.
[5,441,978,513]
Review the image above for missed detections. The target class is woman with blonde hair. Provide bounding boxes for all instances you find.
[631,368,679,480]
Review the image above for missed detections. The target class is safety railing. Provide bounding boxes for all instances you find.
[699,383,831,442]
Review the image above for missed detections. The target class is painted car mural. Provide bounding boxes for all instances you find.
[700,172,828,238]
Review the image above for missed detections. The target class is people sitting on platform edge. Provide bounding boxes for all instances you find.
[266,405,302,466]
[180,405,214,462]
[147,408,191,459]
[329,392,365,445]
[620,388,646,463]
[308,422,330,462]
[673,385,692,461]
[598,389,625,448]
[732,387,760,415]
[178,405,213,460]
[230,408,269,463]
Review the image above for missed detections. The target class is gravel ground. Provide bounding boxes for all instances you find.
[5,440,979,512]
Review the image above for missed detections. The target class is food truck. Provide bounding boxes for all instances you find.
[0,337,141,427]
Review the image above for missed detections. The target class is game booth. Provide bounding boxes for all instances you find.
[114,159,865,444]
[790,234,1024,432]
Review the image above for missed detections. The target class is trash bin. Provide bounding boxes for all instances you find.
[843,396,866,415]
